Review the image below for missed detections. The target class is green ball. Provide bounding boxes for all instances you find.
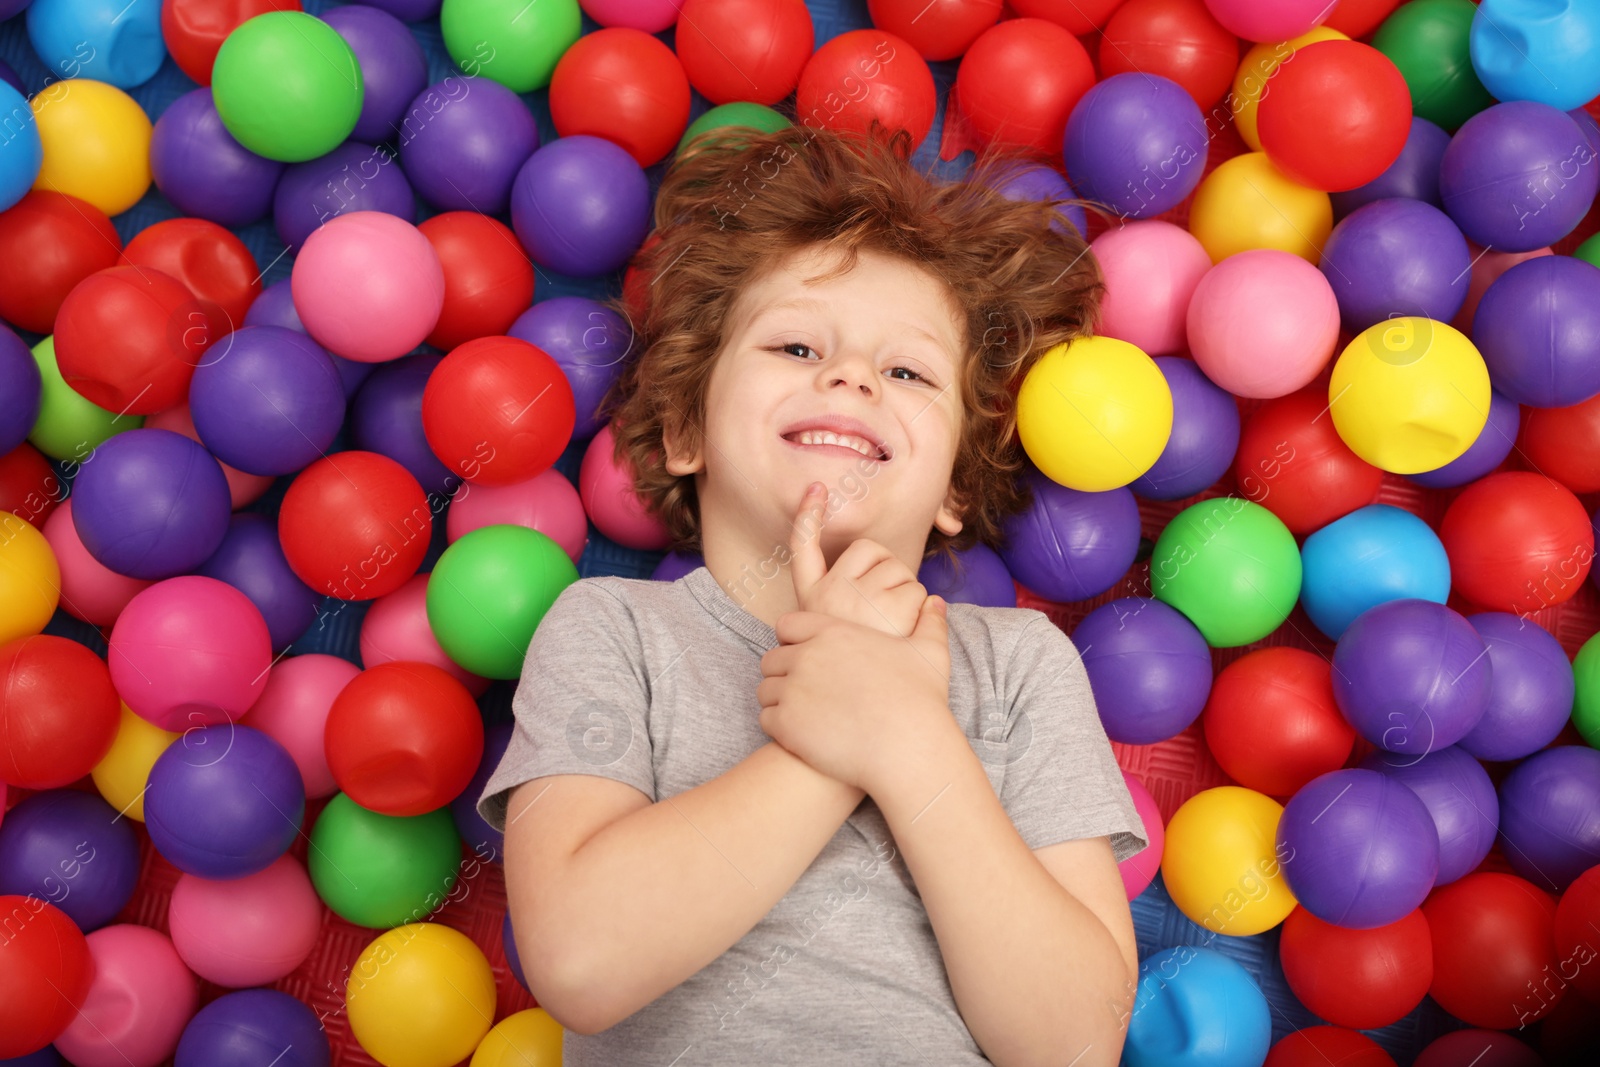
[308,793,462,929]
[440,0,581,93]
[1570,632,1600,749]
[1372,0,1496,132]
[212,12,364,162]
[426,523,580,679]
[28,336,143,462]
[1150,497,1302,648]
[678,102,793,156]
[1575,234,1600,271]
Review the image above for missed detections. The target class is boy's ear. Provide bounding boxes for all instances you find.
[662,422,705,476]
[934,485,964,537]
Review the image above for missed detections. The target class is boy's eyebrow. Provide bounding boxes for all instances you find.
[751,297,957,367]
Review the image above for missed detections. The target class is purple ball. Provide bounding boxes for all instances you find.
[144,724,305,880]
[511,134,652,277]
[273,141,416,251]
[71,428,231,580]
[1074,597,1212,744]
[175,988,330,1067]
[0,789,140,933]
[1359,745,1499,886]
[1440,101,1599,252]
[1319,198,1471,333]
[987,159,1090,238]
[919,541,1016,608]
[508,296,632,441]
[190,326,346,476]
[502,908,529,991]
[0,57,23,95]
[1062,72,1209,219]
[651,550,702,582]
[358,0,439,21]
[349,352,454,497]
[150,88,285,228]
[1406,388,1518,489]
[1331,117,1450,218]
[1570,108,1600,158]
[1,323,40,453]
[398,76,540,215]
[1497,745,1600,893]
[1472,255,1600,408]
[0,1048,62,1067]
[322,5,427,144]
[244,281,376,399]
[452,721,512,863]
[1277,768,1441,929]
[998,468,1141,603]
[1459,613,1575,762]
[196,514,321,652]
[1332,598,1494,756]
[1133,356,1239,501]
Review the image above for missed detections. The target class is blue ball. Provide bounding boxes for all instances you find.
[0,81,42,213]
[175,989,330,1067]
[1133,357,1239,502]
[1471,0,1600,111]
[1124,946,1271,1067]
[1063,72,1209,220]
[1300,504,1452,640]
[26,0,165,89]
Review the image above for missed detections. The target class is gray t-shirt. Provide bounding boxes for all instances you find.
[478,565,1147,1066]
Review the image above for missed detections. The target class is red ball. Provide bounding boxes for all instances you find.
[675,0,814,106]
[1518,394,1600,495]
[1100,0,1241,111]
[796,29,937,149]
[1554,864,1600,1003]
[1202,647,1355,798]
[53,265,210,415]
[1438,471,1594,615]
[1278,906,1432,1030]
[549,27,690,168]
[0,635,121,789]
[1233,389,1384,536]
[278,451,431,601]
[0,191,122,335]
[622,231,661,323]
[324,660,484,817]
[421,336,576,487]
[160,0,303,85]
[1415,1031,1544,1067]
[867,0,1001,62]
[0,896,94,1057]
[0,442,64,530]
[419,213,536,353]
[1009,0,1124,34]
[121,218,262,343]
[1265,1027,1396,1067]
[1324,0,1403,39]
[1424,872,1564,1030]
[955,18,1095,156]
[1256,40,1412,192]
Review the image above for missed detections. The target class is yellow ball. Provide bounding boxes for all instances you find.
[1328,317,1492,475]
[470,1008,564,1067]
[91,704,179,822]
[1160,786,1298,937]
[1016,336,1173,492]
[1231,27,1350,151]
[1188,152,1332,264]
[0,513,60,644]
[348,922,498,1067]
[30,79,153,216]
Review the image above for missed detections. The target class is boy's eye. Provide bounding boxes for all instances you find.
[776,342,928,384]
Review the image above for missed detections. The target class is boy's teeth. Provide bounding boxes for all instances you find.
[794,430,878,458]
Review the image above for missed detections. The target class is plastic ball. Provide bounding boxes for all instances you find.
[418,213,534,352]
[1458,613,1574,762]
[195,513,321,651]
[1187,248,1340,398]
[123,216,261,333]
[322,3,427,143]
[1101,0,1237,110]
[1320,199,1471,333]
[174,989,330,1067]
[1439,471,1593,614]
[160,0,302,85]
[678,100,793,154]
[1233,390,1384,536]
[675,0,811,106]
[27,0,163,88]
[1497,746,1600,892]
[1089,221,1212,357]
[1124,946,1272,1067]
[1331,117,1451,217]
[440,0,581,93]
[453,720,512,861]
[53,265,209,414]
[1162,786,1298,935]
[1118,772,1164,901]
[1188,152,1334,263]
[242,653,360,799]
[0,896,92,1058]
[27,78,152,216]
[985,157,1090,242]
[90,704,178,823]
[1361,744,1499,885]
[52,923,197,1067]
[997,470,1141,603]
[1332,597,1493,755]
[1150,497,1302,648]
[1132,356,1239,501]
[1074,597,1213,745]
[1279,906,1432,1031]
[918,542,1015,608]
[398,76,539,216]
[1407,388,1518,490]
[359,573,492,695]
[363,0,441,18]
[1278,768,1440,928]
[582,0,677,30]
[1454,245,1555,334]
[149,87,284,227]
[346,922,496,1067]
[349,353,454,497]
[445,467,588,566]
[278,451,432,600]
[1062,72,1209,219]
[1008,0,1120,34]
[510,134,651,277]
[1231,27,1349,153]
[292,211,444,362]
[1519,391,1600,495]
[0,632,120,789]
[1474,255,1600,408]
[1203,647,1356,798]
[421,336,575,486]
[308,794,461,929]
[867,0,996,61]
[1204,0,1331,41]
[578,422,672,550]
[1327,0,1403,37]
[550,28,689,168]
[1470,0,1600,111]
[507,297,630,444]
[1424,872,1562,1028]
[1265,1028,1398,1067]
[0,442,63,532]
[426,524,581,679]
[1372,0,1495,136]
[1300,504,1451,641]
[0,81,42,213]
[273,140,417,251]
[189,326,344,476]
[0,190,122,334]
[955,18,1094,157]
[1554,865,1600,1003]
[143,402,275,510]
[167,853,321,987]
[501,908,529,991]
[796,29,936,148]
[0,510,60,644]
[470,1008,563,1067]
[1416,1031,1546,1067]
[0,789,139,932]
[211,11,363,162]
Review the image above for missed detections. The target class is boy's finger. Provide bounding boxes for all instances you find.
[788,482,828,603]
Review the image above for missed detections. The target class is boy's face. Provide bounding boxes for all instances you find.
[665,242,967,571]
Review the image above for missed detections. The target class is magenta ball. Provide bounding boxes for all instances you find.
[1075,596,1214,744]
[919,540,1017,608]
[1459,612,1575,761]
[998,468,1141,603]
[1090,220,1211,356]
[242,653,360,799]
[1120,771,1164,901]
[1133,356,1240,501]
[42,497,152,628]
[1360,745,1499,885]
[508,295,632,441]
[1472,254,1600,408]
[322,3,427,144]
[399,76,540,215]
[350,352,455,497]
[444,467,588,566]
[150,88,284,228]
[1319,198,1472,333]
[359,572,492,696]
[273,141,416,251]
[511,134,652,277]
[292,211,445,363]
[51,924,198,1067]
[1188,248,1340,398]
[1331,117,1450,218]
[167,853,321,987]
[579,423,672,550]
[195,513,321,651]
[1497,745,1600,893]
[190,325,346,475]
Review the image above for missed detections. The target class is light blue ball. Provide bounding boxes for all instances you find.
[1124,946,1271,1067]
[26,0,167,90]
[0,82,42,213]
[1470,0,1600,111]
[1300,504,1451,640]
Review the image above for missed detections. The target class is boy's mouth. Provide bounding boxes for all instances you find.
[781,429,891,462]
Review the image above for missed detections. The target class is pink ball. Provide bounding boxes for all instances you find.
[108,575,273,731]
[1451,243,1555,335]
[446,467,589,564]
[579,422,672,550]
[1186,248,1340,398]
[144,402,275,509]
[1203,0,1330,41]
[1119,770,1166,901]
[291,211,445,363]
[167,853,322,987]
[1091,221,1213,356]
[359,572,492,697]
[242,652,361,798]
[581,0,680,31]
[52,924,198,1067]
[43,497,152,627]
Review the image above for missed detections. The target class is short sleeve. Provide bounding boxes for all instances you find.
[476,578,656,834]
[998,613,1149,863]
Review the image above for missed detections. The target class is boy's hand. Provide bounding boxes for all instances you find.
[786,481,927,637]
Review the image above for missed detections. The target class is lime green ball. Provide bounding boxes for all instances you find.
[212,12,364,162]
[1575,235,1600,271]
[309,793,462,929]
[426,524,580,680]
[678,102,792,155]
[441,0,581,93]
[1571,633,1600,749]
[28,336,142,462]
[1150,497,1302,648]
[1372,0,1495,132]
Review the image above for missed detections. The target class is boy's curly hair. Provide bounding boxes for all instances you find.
[596,120,1104,571]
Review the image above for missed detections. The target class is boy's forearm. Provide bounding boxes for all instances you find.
[532,741,865,1034]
